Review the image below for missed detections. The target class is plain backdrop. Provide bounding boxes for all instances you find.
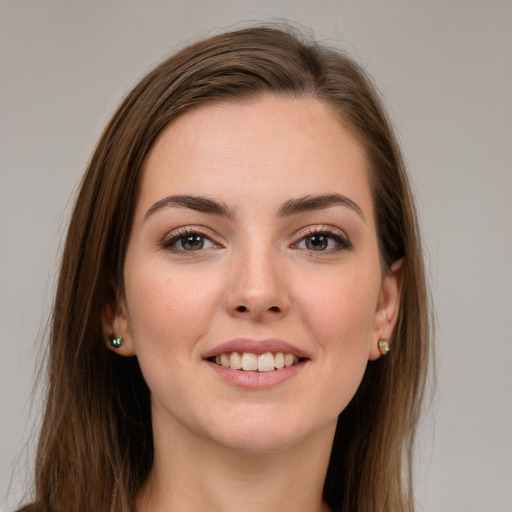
[1,1,511,511]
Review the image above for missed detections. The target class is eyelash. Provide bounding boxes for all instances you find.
[161,227,221,253]
[161,226,352,254]
[292,226,353,253]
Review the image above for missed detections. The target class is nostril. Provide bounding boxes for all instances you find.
[233,305,283,315]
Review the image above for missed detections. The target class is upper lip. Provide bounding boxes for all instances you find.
[202,338,310,360]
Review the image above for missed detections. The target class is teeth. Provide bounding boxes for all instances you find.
[284,353,296,367]
[220,353,230,368]
[241,352,258,370]
[213,351,300,371]
[229,351,242,370]
[258,352,274,372]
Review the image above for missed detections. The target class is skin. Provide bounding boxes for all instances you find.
[104,95,402,512]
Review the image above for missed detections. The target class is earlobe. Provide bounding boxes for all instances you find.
[102,286,136,357]
[369,258,403,361]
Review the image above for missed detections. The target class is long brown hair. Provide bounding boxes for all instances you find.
[22,25,431,512]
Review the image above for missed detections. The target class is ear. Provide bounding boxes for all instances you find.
[102,284,136,357]
[368,258,403,361]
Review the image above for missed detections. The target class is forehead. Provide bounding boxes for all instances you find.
[139,95,373,216]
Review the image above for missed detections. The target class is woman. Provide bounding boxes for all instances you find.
[19,25,431,512]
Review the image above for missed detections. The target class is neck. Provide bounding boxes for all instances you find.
[137,414,336,512]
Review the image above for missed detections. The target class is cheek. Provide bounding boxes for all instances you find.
[295,268,380,416]
[123,264,225,411]
[124,263,222,355]
[297,265,380,358]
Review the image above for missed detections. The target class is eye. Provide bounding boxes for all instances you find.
[162,229,218,252]
[294,228,352,253]
[300,234,335,251]
[176,234,214,251]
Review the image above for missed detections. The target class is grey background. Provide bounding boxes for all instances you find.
[1,1,511,511]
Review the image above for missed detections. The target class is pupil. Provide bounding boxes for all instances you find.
[306,235,327,251]
[182,235,204,250]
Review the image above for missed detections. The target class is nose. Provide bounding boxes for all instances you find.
[224,245,290,322]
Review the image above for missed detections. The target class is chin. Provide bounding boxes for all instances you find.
[211,427,306,454]
[200,409,336,454]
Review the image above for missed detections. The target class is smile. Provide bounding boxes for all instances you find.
[210,351,301,372]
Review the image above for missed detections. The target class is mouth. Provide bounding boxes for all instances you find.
[208,351,305,372]
[202,338,310,374]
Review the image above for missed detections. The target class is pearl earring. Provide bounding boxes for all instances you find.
[378,339,390,355]
[110,336,123,349]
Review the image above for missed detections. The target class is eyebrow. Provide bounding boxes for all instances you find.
[144,193,365,222]
[278,194,365,221]
[145,195,234,220]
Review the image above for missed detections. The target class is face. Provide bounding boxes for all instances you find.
[107,95,401,453]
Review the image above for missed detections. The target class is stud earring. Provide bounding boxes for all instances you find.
[110,336,123,349]
[378,339,390,355]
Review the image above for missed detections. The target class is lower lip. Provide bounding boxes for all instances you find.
[206,360,307,389]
